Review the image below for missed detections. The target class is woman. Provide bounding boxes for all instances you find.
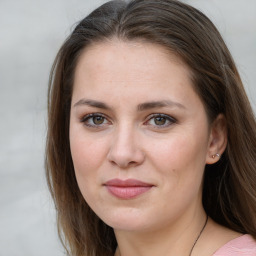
[45,0,256,255]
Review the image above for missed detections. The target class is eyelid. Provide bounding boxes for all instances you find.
[144,113,177,127]
[81,112,104,121]
[79,112,176,129]
[80,112,111,127]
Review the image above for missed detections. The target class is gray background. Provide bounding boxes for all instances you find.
[0,0,255,255]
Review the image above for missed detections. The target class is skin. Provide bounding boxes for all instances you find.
[69,39,238,256]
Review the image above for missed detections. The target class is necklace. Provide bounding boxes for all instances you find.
[188,215,208,256]
[116,215,208,256]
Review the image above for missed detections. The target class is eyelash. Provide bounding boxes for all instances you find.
[144,114,177,128]
[80,113,111,128]
[80,113,177,129]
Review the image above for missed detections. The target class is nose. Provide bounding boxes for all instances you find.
[107,126,145,169]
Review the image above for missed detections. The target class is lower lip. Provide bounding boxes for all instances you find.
[105,185,152,199]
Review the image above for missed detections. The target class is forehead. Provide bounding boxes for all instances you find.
[72,39,201,109]
[74,39,192,87]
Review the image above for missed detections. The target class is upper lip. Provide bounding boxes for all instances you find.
[104,179,153,187]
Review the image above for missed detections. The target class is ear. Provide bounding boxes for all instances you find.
[206,114,227,164]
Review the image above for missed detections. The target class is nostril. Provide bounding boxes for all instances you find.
[109,159,138,168]
[128,161,138,166]
[106,135,145,168]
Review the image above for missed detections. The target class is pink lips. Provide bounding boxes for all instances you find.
[104,179,153,199]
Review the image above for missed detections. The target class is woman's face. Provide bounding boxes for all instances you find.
[70,40,214,232]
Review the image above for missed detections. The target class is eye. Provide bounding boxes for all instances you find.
[91,116,105,125]
[145,114,176,128]
[81,113,110,128]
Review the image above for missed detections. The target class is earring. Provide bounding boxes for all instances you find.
[212,153,220,159]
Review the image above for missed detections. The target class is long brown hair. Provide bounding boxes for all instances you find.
[45,0,256,255]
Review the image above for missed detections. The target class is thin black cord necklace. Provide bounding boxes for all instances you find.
[116,215,208,256]
[188,215,208,256]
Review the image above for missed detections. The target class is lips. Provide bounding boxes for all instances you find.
[104,179,154,199]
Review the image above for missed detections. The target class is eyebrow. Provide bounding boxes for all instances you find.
[137,100,185,111]
[73,99,110,109]
[73,99,185,111]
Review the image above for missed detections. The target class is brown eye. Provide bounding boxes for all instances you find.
[145,114,177,128]
[154,116,167,126]
[93,116,105,125]
[81,113,110,128]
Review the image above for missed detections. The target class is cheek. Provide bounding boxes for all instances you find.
[147,131,209,185]
[69,133,108,208]
[70,121,106,164]
[69,127,108,187]
[151,136,206,166]
[151,135,208,205]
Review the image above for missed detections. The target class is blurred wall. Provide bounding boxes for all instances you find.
[0,0,255,255]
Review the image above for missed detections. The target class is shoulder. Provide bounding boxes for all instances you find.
[213,234,256,256]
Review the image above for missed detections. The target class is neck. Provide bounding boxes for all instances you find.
[114,210,207,256]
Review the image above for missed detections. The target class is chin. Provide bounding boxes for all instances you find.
[99,209,157,232]
[108,220,152,232]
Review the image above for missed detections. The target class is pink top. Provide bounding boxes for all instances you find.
[213,234,256,256]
